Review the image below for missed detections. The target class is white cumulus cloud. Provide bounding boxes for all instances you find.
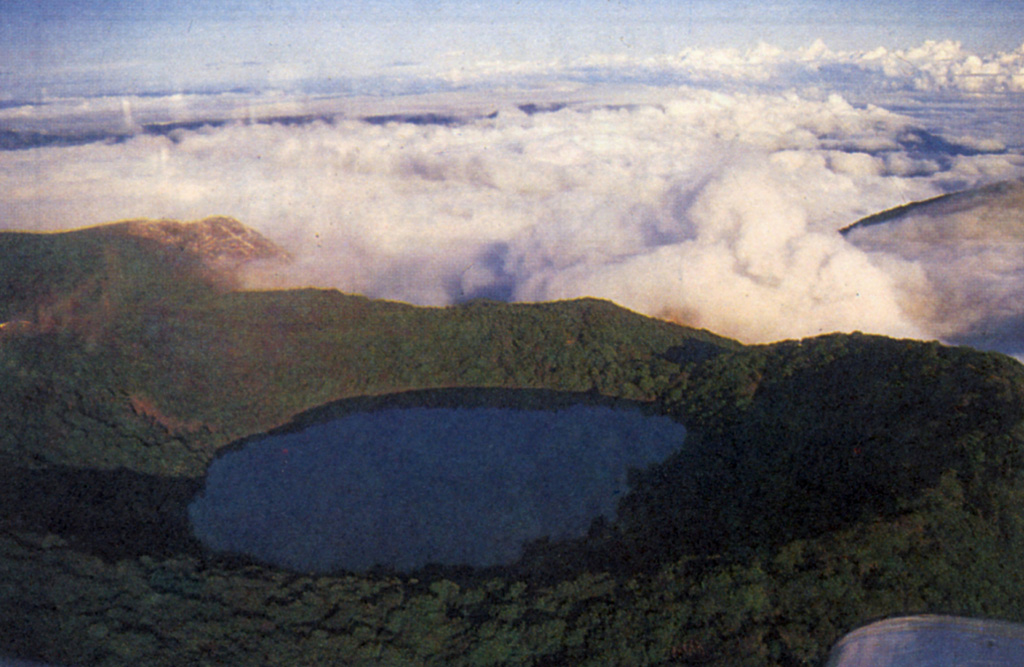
[3,82,1022,350]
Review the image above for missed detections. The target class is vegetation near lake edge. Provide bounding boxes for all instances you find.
[2,224,1024,665]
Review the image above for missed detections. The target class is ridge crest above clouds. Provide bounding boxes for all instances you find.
[4,38,1024,356]
[103,216,290,268]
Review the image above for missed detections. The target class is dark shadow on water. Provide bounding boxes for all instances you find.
[0,388,696,584]
[190,387,688,578]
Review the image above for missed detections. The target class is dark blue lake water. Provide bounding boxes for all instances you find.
[188,405,686,573]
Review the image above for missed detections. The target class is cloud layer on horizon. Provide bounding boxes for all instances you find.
[6,39,1024,123]
[3,45,1024,349]
[435,39,1024,98]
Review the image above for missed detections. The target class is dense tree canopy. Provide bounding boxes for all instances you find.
[2,224,1024,665]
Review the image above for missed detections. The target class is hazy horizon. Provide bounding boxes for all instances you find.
[4,1,1024,99]
[2,1,1024,353]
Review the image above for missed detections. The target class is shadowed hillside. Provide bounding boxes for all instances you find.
[3,219,1024,666]
[0,220,728,474]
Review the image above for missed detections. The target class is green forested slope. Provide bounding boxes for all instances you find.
[0,225,733,474]
[621,334,1024,560]
[3,223,1024,666]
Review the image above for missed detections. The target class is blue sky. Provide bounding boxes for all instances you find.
[3,0,1023,98]
[2,2,1024,351]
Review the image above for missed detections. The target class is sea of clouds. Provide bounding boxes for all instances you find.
[444,38,1024,96]
[2,40,1024,351]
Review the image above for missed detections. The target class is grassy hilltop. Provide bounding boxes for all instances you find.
[2,220,1024,665]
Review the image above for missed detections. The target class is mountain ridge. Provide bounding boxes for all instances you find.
[98,215,290,267]
[3,216,1024,665]
[840,178,1024,237]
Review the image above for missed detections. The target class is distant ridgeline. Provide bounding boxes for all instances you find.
[3,218,1024,666]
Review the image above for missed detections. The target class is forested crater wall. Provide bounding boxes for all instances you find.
[4,230,1024,664]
